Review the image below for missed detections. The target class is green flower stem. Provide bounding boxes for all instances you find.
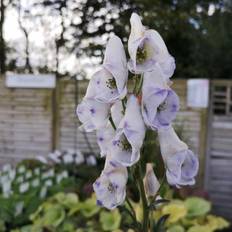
[121,98,126,113]
[126,196,136,219]
[109,115,116,130]
[136,74,144,96]
[137,162,149,232]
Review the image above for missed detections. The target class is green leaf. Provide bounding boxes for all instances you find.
[167,225,185,232]
[185,197,211,218]
[100,209,121,231]
[78,197,100,218]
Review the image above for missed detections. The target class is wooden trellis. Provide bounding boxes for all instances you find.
[205,80,232,221]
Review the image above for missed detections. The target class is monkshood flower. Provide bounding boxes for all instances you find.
[142,69,179,129]
[85,35,128,103]
[76,98,110,132]
[97,124,115,157]
[86,155,97,166]
[128,13,175,77]
[110,95,145,166]
[143,163,160,197]
[75,150,84,165]
[158,126,199,187]
[93,157,128,210]
[111,100,124,127]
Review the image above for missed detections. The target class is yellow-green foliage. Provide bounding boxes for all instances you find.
[152,197,229,232]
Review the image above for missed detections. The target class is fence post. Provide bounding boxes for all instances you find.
[51,76,61,151]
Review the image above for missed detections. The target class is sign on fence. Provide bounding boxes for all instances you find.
[6,74,56,88]
[187,79,209,108]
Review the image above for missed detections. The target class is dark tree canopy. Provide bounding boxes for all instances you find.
[1,0,232,79]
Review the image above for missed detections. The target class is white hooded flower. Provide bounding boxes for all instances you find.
[31,178,40,188]
[97,123,115,157]
[93,156,128,210]
[142,69,179,130]
[110,95,145,166]
[49,151,61,163]
[143,163,160,197]
[85,35,128,103]
[63,153,73,164]
[111,100,124,127]
[19,182,29,193]
[128,13,175,77]
[2,164,11,173]
[86,155,97,166]
[18,165,26,174]
[74,150,84,165]
[158,126,199,187]
[76,98,110,132]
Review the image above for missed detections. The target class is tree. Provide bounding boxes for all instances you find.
[0,0,6,74]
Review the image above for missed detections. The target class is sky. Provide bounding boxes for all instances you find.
[4,3,100,79]
[3,2,216,78]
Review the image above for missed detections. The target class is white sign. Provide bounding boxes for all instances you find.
[187,79,209,108]
[6,74,56,89]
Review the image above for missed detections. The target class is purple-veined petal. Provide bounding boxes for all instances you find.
[93,156,128,210]
[97,124,115,157]
[111,95,145,166]
[158,126,188,161]
[76,98,110,132]
[111,100,124,127]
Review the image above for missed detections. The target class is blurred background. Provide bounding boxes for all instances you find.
[0,0,231,231]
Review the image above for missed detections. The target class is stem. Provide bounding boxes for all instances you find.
[126,196,136,219]
[136,74,144,96]
[121,98,126,113]
[109,116,116,130]
[137,162,149,232]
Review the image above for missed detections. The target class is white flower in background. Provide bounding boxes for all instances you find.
[34,168,40,176]
[111,100,124,127]
[2,164,12,173]
[85,35,128,103]
[86,155,97,166]
[48,151,61,163]
[31,178,40,188]
[36,155,48,164]
[61,170,68,178]
[16,176,24,184]
[142,69,179,130]
[2,180,12,196]
[25,170,32,179]
[19,182,29,193]
[143,163,160,197]
[93,156,128,210]
[111,95,145,166]
[97,124,115,157]
[18,165,26,174]
[1,174,9,183]
[45,179,53,187]
[75,150,84,165]
[42,169,55,179]
[56,174,63,184]
[158,126,199,187]
[128,13,175,77]
[8,169,16,181]
[76,98,110,132]
[63,153,73,164]
[15,202,24,216]
[40,186,47,199]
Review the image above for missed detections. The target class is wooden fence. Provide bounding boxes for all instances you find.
[0,77,205,181]
[205,80,232,221]
[1,75,232,220]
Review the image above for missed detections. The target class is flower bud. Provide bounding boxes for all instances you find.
[143,163,160,197]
